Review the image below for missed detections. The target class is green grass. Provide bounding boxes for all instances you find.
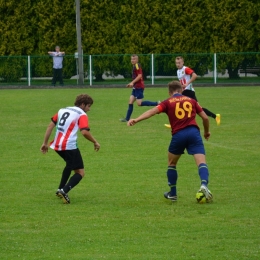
[0,87,260,259]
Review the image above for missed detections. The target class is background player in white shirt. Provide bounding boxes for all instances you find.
[176,56,221,125]
[48,46,65,86]
[40,94,100,204]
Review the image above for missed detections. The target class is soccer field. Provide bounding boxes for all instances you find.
[0,87,260,259]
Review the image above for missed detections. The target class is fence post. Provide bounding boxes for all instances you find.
[28,55,31,86]
[151,53,154,85]
[89,55,92,86]
[214,53,217,84]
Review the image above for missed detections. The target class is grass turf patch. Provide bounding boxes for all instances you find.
[0,87,260,259]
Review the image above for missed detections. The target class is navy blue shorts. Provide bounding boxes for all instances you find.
[131,88,144,99]
[168,126,205,155]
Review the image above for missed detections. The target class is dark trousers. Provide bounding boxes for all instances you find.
[52,68,63,85]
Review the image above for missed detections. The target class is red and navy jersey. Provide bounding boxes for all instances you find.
[132,63,144,89]
[50,106,89,151]
[157,94,203,135]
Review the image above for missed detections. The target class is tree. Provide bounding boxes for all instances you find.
[1,0,260,81]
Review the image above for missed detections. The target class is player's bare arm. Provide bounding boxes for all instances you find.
[40,121,56,154]
[183,72,197,88]
[198,111,210,140]
[128,107,160,126]
[127,74,142,88]
[81,129,100,151]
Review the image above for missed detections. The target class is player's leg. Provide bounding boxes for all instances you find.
[120,92,136,122]
[164,152,181,201]
[193,154,213,202]
[58,149,84,204]
[135,89,158,106]
[182,90,220,125]
[186,127,213,202]
[62,168,84,194]
[164,131,185,202]
[56,151,73,194]
[202,108,221,125]
[193,153,209,186]
[51,68,57,86]
[59,69,64,86]
[58,166,71,189]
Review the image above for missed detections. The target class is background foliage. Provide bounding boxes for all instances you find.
[0,0,259,80]
[0,0,259,55]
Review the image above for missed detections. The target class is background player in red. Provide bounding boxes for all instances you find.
[176,56,221,126]
[128,81,213,203]
[40,94,100,204]
[120,54,159,122]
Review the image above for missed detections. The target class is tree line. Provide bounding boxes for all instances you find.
[0,0,259,80]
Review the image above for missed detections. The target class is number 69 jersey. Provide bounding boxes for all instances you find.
[50,106,89,151]
[157,94,203,135]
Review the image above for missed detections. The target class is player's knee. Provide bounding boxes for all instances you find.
[76,169,85,177]
[168,163,176,167]
[136,101,142,106]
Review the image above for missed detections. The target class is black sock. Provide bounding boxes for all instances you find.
[58,166,72,189]
[202,108,216,119]
[63,173,82,193]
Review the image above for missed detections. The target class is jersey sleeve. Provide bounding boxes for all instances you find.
[195,101,203,114]
[51,113,58,124]
[135,63,143,75]
[185,67,194,75]
[78,114,90,131]
[157,100,167,113]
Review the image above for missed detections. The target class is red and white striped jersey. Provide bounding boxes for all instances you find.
[177,66,195,91]
[50,106,89,151]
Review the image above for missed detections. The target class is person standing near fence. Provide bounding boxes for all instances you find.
[48,46,65,86]
[175,56,221,125]
[120,54,159,122]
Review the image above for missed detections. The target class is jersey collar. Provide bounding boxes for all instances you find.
[173,93,182,97]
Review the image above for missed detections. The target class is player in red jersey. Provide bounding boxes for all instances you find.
[40,94,100,204]
[120,54,159,122]
[128,81,213,203]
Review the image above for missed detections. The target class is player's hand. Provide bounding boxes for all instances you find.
[182,83,188,89]
[40,144,48,154]
[127,119,136,126]
[94,142,100,151]
[204,132,211,140]
[126,82,133,88]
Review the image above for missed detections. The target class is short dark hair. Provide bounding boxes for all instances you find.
[74,94,93,107]
[168,81,182,93]
[175,56,184,61]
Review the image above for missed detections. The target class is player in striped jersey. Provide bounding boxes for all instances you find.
[40,94,100,204]
[176,56,221,126]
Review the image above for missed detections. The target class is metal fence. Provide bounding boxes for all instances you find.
[0,52,259,86]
